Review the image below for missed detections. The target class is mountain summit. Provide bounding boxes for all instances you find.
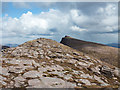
[60,36,119,67]
[1,38,120,88]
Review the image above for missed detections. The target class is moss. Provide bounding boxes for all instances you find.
[57,76,64,79]
[52,69,55,71]
[46,73,59,77]
[67,78,74,82]
[64,68,73,72]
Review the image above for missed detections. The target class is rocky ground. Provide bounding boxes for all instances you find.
[0,38,120,88]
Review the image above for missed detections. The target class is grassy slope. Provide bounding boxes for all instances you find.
[60,36,119,67]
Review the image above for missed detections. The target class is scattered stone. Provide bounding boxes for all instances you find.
[113,68,120,78]
[78,62,88,67]
[28,79,43,87]
[79,79,91,85]
[23,71,40,78]
[80,74,93,79]
[100,66,113,78]
[14,75,26,82]
[8,66,24,74]
[1,68,10,76]
[85,55,91,60]
[94,75,109,86]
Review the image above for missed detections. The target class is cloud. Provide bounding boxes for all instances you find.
[70,9,88,25]
[70,26,87,32]
[1,3,118,44]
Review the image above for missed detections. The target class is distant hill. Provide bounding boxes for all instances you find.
[4,44,18,47]
[106,43,120,48]
[60,36,119,67]
[0,45,10,50]
[0,44,17,50]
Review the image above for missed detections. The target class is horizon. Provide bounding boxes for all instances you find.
[2,36,120,47]
[1,2,118,45]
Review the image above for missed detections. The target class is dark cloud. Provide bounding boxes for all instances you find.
[92,30,118,34]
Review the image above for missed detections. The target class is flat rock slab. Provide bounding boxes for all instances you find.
[23,71,40,78]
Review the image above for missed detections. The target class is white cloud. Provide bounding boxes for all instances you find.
[70,26,87,32]
[70,9,88,25]
[1,3,118,44]
[95,3,118,32]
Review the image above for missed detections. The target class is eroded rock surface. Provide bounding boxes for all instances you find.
[0,38,120,88]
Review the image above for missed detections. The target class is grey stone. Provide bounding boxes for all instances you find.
[79,79,91,85]
[23,70,40,78]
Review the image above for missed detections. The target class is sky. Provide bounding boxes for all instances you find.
[0,2,118,45]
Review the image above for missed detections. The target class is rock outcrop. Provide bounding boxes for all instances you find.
[60,36,119,67]
[0,38,120,88]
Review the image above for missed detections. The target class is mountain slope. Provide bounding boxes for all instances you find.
[1,38,120,88]
[60,36,119,67]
